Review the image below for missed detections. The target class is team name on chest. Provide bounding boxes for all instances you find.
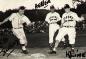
[49,16,57,21]
[63,16,74,22]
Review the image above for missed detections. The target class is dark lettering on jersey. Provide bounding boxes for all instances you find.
[66,16,67,19]
[49,16,57,21]
[63,16,74,22]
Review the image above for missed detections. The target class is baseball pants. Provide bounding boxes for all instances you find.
[49,24,60,43]
[56,27,76,44]
[12,28,27,45]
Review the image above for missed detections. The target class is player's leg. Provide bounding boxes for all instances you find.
[61,37,67,49]
[49,24,60,51]
[12,29,28,54]
[54,28,67,50]
[68,28,76,52]
[53,24,60,47]
[19,29,29,54]
[49,25,56,51]
[49,27,67,54]
[20,29,27,46]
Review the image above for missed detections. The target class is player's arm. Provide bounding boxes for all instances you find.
[61,14,65,27]
[0,17,9,25]
[45,13,51,24]
[74,13,84,22]
[56,13,61,22]
[0,13,15,25]
[23,16,33,27]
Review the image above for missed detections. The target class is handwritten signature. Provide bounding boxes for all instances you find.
[35,0,51,9]
[66,50,86,59]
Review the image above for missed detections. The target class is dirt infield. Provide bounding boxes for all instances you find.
[0,47,86,59]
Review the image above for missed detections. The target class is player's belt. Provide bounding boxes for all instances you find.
[67,20,73,21]
[50,22,57,24]
[63,26,74,28]
[68,20,73,21]
[13,27,23,29]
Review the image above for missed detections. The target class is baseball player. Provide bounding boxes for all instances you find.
[45,5,65,52]
[0,6,31,54]
[49,4,84,54]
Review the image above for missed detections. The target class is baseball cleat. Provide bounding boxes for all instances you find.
[48,51,56,54]
[22,50,28,54]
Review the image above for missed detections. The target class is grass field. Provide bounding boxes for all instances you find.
[0,28,86,59]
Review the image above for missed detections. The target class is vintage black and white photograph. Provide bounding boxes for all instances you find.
[0,0,86,59]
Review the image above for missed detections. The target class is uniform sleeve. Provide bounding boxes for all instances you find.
[61,14,65,25]
[45,13,50,23]
[9,13,15,21]
[23,16,31,25]
[73,13,81,21]
[56,13,61,21]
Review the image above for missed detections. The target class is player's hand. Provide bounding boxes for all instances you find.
[28,23,32,26]
[32,22,35,25]
[28,22,35,26]
[80,16,84,21]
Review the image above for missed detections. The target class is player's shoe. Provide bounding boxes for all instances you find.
[63,42,67,49]
[22,50,28,54]
[48,50,56,54]
[70,48,75,54]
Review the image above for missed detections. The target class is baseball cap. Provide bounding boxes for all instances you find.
[19,6,26,10]
[64,4,70,9]
[50,5,55,9]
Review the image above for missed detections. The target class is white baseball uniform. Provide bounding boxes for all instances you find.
[56,11,83,44]
[45,12,61,43]
[9,13,31,45]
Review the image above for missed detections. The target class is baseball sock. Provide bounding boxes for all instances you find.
[21,44,26,50]
[53,40,59,51]
[22,46,26,50]
[70,44,74,49]
[49,43,53,50]
[53,48,56,51]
